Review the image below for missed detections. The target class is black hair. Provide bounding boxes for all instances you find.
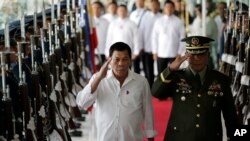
[118,4,128,10]
[109,42,131,58]
[218,1,227,8]
[93,1,104,9]
[195,4,201,13]
[108,1,117,7]
[164,0,175,8]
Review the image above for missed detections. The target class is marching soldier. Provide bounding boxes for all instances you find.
[152,36,238,141]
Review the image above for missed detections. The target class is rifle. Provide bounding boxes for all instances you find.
[234,38,250,124]
[2,86,14,141]
[60,67,82,136]
[27,35,43,141]
[220,8,234,74]
[1,52,14,140]
[50,74,70,141]
[18,56,33,141]
[232,13,249,93]
[47,23,57,84]
[232,33,245,95]
[225,10,240,78]
[241,36,250,125]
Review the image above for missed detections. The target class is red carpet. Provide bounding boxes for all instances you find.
[152,98,173,141]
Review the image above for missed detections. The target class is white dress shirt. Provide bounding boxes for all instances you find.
[189,16,202,36]
[102,13,118,23]
[76,70,156,141]
[151,15,185,58]
[94,16,109,55]
[140,12,162,53]
[105,17,142,57]
[130,8,148,26]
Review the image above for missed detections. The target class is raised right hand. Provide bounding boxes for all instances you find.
[169,54,189,71]
[97,58,111,80]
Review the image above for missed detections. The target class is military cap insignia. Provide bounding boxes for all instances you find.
[191,37,199,46]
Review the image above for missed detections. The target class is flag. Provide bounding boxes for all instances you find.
[83,0,98,73]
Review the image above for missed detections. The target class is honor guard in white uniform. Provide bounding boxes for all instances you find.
[151,0,185,74]
[139,0,162,87]
[129,0,147,74]
[102,1,118,23]
[92,1,109,65]
[105,4,142,67]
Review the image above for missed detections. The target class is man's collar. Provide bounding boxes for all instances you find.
[107,69,136,81]
[189,66,207,81]
[164,14,173,19]
[117,17,127,21]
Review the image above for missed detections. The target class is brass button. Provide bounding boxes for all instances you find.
[197,94,201,97]
[196,114,200,117]
[197,104,200,108]
[181,96,186,101]
[196,124,200,128]
[173,127,177,130]
[220,92,223,96]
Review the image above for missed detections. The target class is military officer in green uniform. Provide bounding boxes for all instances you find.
[152,36,238,141]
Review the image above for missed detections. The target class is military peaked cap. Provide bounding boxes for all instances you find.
[181,36,214,55]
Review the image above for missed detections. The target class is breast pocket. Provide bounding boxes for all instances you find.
[120,90,142,108]
[203,94,222,110]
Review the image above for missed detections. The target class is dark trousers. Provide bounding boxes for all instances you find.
[142,52,154,88]
[133,56,141,74]
[157,57,175,74]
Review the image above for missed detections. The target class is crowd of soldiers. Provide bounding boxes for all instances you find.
[0,0,250,141]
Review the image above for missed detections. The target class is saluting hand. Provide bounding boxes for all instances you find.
[97,58,112,80]
[91,58,112,94]
[169,54,189,71]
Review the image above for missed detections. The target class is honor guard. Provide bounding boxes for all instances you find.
[152,36,238,141]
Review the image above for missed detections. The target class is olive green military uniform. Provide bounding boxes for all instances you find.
[152,66,237,141]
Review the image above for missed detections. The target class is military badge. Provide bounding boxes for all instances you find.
[207,81,223,97]
[176,79,192,94]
